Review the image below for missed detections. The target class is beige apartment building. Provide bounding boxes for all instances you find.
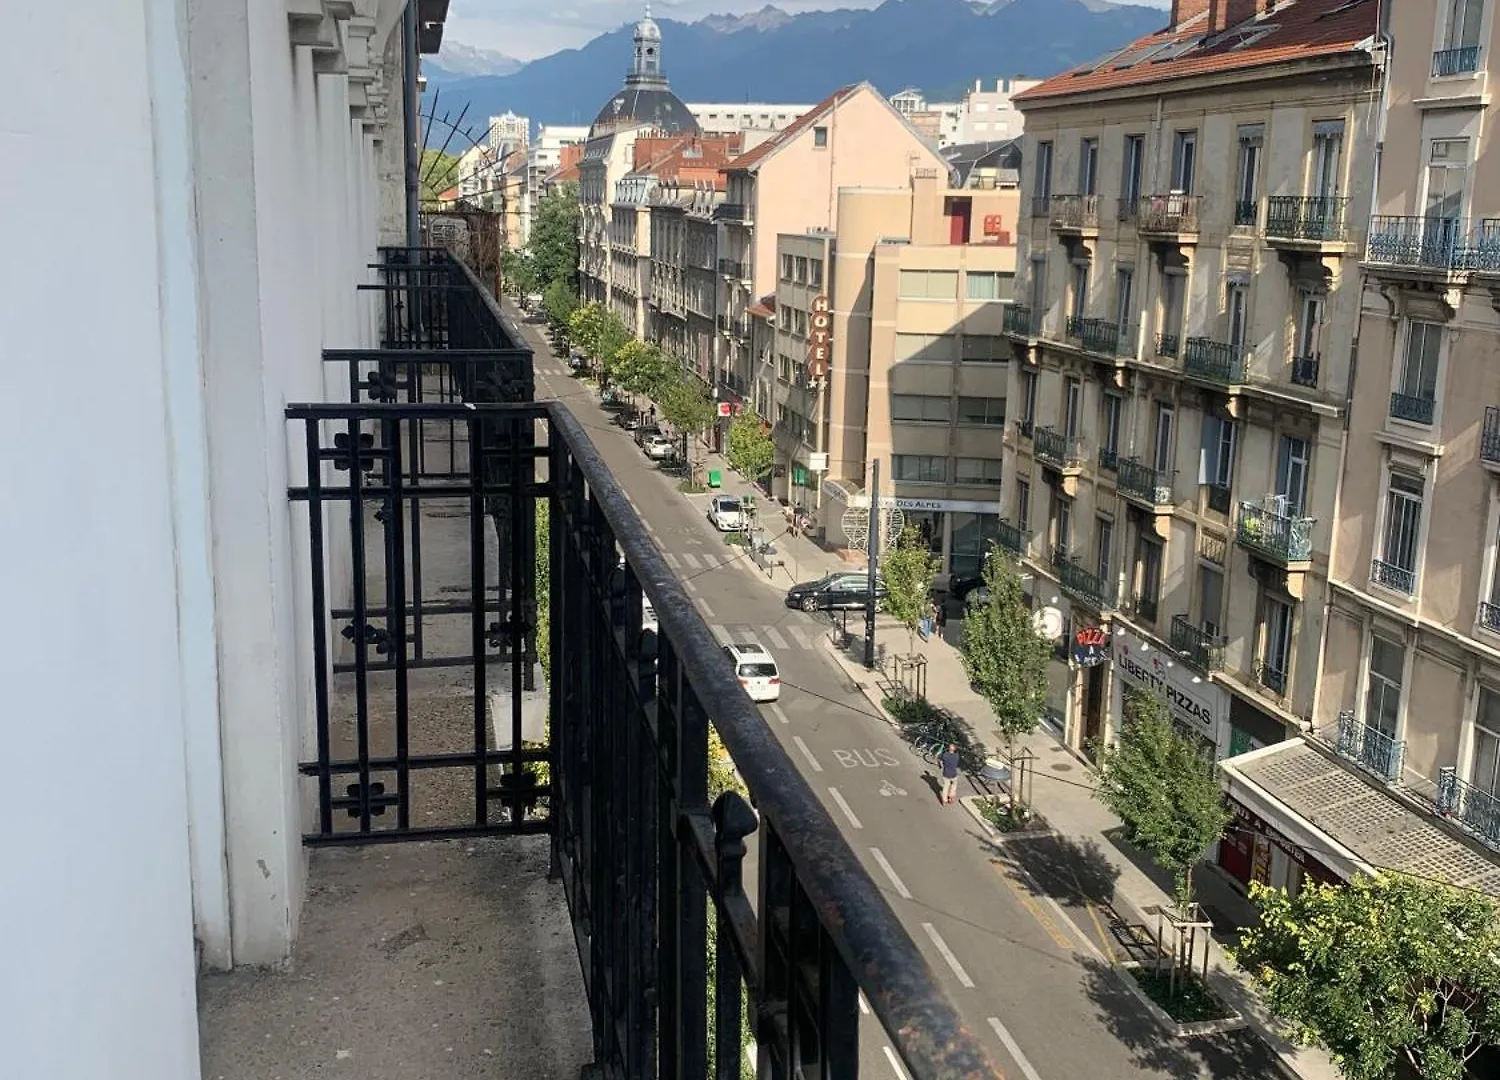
[1004,0,1381,824]
[717,85,950,400]
[1224,0,1500,900]
[648,181,722,383]
[759,172,1020,576]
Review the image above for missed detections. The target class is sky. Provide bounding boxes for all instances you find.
[446,0,1172,61]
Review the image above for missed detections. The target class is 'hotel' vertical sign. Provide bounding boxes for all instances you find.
[807,295,831,379]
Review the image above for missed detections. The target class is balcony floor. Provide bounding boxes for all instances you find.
[198,837,592,1080]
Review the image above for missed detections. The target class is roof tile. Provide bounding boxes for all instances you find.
[724,85,860,172]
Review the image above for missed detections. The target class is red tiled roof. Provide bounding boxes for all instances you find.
[747,301,774,318]
[1015,0,1377,103]
[724,85,860,172]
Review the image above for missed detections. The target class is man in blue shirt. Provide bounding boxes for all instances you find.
[940,744,960,805]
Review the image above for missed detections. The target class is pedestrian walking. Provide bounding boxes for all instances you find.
[932,599,946,635]
[940,744,960,805]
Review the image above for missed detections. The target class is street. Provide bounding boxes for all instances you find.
[523,314,1294,1080]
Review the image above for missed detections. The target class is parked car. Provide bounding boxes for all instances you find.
[946,571,991,606]
[722,641,781,703]
[644,434,676,461]
[784,571,886,613]
[707,495,745,531]
[642,600,658,635]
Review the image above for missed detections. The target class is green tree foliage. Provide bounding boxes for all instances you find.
[726,414,776,486]
[960,553,1050,799]
[419,149,462,204]
[881,526,941,659]
[1234,875,1500,1080]
[661,378,715,467]
[1094,688,1230,910]
[613,338,675,401]
[543,278,578,335]
[528,183,581,293]
[706,726,754,1080]
[500,249,538,296]
[566,304,630,382]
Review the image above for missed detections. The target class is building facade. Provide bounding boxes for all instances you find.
[488,109,530,150]
[1006,0,1380,775]
[954,77,1043,145]
[649,182,723,382]
[1227,0,1500,901]
[688,102,811,135]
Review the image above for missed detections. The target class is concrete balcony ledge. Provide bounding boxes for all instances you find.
[199,838,592,1080]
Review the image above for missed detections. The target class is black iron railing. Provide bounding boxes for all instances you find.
[1206,484,1232,515]
[1003,303,1036,336]
[1234,199,1258,227]
[1483,407,1500,464]
[1156,332,1180,359]
[996,517,1026,557]
[1034,426,1086,469]
[1265,196,1349,244]
[1366,216,1467,270]
[1050,194,1100,231]
[1237,499,1313,564]
[1291,354,1320,388]
[1389,391,1435,424]
[1067,316,1129,357]
[1098,447,1118,473]
[1255,659,1288,697]
[1371,558,1416,594]
[1183,337,1245,384]
[1031,194,1052,218]
[1051,547,1116,609]
[1437,767,1500,850]
[1336,709,1404,783]
[1016,418,1035,440]
[1433,45,1481,77]
[718,258,749,279]
[1170,615,1225,671]
[1480,600,1500,632]
[1117,458,1174,508]
[715,203,751,222]
[1137,193,1201,236]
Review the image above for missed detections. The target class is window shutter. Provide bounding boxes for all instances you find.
[1198,414,1218,486]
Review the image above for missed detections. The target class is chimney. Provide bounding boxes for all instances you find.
[1209,0,1269,31]
[1171,0,1211,28]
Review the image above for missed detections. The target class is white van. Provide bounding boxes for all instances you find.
[723,641,781,703]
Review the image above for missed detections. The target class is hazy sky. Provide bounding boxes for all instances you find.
[446,0,1172,61]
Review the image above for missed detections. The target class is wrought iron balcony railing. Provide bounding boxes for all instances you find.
[1234,198,1258,227]
[1137,193,1201,237]
[1183,337,1246,384]
[1388,391,1435,424]
[996,517,1026,557]
[1097,447,1118,473]
[1031,194,1052,218]
[714,202,751,222]
[1003,303,1036,336]
[1156,332,1180,359]
[1484,406,1500,464]
[1264,196,1349,243]
[1480,600,1500,633]
[1371,558,1416,594]
[1237,498,1313,565]
[1170,615,1225,671]
[1433,45,1482,77]
[1336,710,1405,783]
[1206,483,1232,515]
[1254,659,1287,696]
[717,258,748,279]
[1366,215,1470,270]
[1134,593,1159,623]
[1290,354,1320,388]
[1117,458,1174,508]
[294,247,1000,1080]
[1067,316,1129,357]
[1050,193,1100,231]
[1034,426,1086,470]
[1051,547,1116,609]
[1015,418,1034,440]
[1438,767,1500,850]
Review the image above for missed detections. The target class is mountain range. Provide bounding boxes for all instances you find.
[423,41,524,84]
[424,0,1166,133]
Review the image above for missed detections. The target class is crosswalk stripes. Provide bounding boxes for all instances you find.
[761,626,788,650]
[679,552,703,570]
[702,622,828,653]
[663,552,681,569]
[786,624,813,650]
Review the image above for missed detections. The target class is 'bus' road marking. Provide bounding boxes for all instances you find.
[988,1016,1045,1080]
[920,923,975,988]
[767,703,790,725]
[882,1046,911,1080]
[828,787,863,830]
[870,847,912,899]
[792,736,823,772]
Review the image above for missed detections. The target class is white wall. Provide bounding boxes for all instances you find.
[1,0,404,1075]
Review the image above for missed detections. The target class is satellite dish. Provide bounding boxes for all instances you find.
[1031,606,1064,642]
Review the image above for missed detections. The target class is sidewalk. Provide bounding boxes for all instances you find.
[822,627,1343,1080]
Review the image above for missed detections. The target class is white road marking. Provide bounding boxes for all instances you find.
[709,624,730,643]
[762,626,788,650]
[664,552,681,569]
[1006,857,1107,964]
[987,1016,1045,1080]
[679,552,702,569]
[767,703,790,725]
[787,624,813,649]
[882,1046,911,1080]
[921,923,975,988]
[828,787,863,830]
[698,598,716,619]
[869,847,912,899]
[858,992,870,1015]
[792,735,823,772]
[684,579,699,595]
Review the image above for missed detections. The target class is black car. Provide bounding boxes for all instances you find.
[785,571,886,613]
[946,572,991,606]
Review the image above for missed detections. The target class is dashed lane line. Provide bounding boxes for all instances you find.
[881,1046,912,1080]
[869,847,912,899]
[920,922,975,989]
[792,735,823,773]
[987,1016,1044,1080]
[767,703,790,725]
[828,787,863,830]
[697,598,716,619]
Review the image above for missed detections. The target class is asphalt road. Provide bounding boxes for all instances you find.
[521,311,1294,1080]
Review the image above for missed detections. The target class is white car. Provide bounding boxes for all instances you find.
[723,642,781,703]
[645,434,676,460]
[642,600,659,634]
[708,495,745,531]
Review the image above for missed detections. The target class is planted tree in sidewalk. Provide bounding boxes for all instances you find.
[499,249,537,296]
[567,302,605,358]
[959,553,1050,807]
[543,278,578,336]
[881,526,941,661]
[726,413,775,488]
[1233,875,1500,1080]
[1094,687,1230,913]
[613,338,675,404]
[660,377,715,475]
[528,183,580,292]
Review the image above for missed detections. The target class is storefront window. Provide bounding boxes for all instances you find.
[950,512,999,573]
[902,511,944,555]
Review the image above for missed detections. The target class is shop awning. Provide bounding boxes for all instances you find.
[1220,738,1500,897]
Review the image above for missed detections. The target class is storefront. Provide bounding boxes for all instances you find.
[1216,799,1342,898]
[1225,694,1290,758]
[818,484,1000,575]
[1110,627,1230,759]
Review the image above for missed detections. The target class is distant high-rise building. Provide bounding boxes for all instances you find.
[954,78,1042,144]
[487,111,529,151]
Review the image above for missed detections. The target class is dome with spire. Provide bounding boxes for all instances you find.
[588,3,699,139]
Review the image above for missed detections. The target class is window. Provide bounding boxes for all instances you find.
[892,454,948,483]
[1235,125,1263,224]
[1172,130,1198,192]
[955,457,1003,485]
[1160,272,1184,341]
[950,513,1000,573]
[795,256,808,284]
[1296,291,1323,359]
[1029,257,1047,322]
[777,354,793,382]
[1070,262,1090,320]
[1198,565,1224,636]
[1101,393,1122,455]
[793,309,808,337]
[1095,517,1114,585]
[894,333,958,363]
[813,125,828,148]
[966,271,1003,300]
[958,396,1006,426]
[809,259,824,288]
[1034,140,1054,199]
[1079,137,1099,196]
[1021,370,1037,425]
[1366,635,1405,738]
[1425,138,1470,228]
[1398,320,1441,409]
[1472,688,1500,798]
[1121,134,1145,211]
[1052,494,1073,553]
[1378,471,1424,589]
[1311,120,1344,199]
[1114,267,1134,338]
[1153,403,1174,474]
[1261,596,1293,687]
[1199,413,1237,489]
[781,253,794,280]
[961,334,1007,362]
[1016,479,1032,530]
[1063,377,1082,437]
[899,270,959,299]
[1135,535,1162,618]
[890,394,950,422]
[1227,283,1248,352]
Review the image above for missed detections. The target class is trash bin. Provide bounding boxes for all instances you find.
[707,470,722,488]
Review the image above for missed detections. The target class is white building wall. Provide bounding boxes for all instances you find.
[2,1,406,1076]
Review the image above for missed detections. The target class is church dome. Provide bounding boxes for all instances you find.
[587,4,699,139]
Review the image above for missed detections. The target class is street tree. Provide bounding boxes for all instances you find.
[881,526,941,660]
[593,312,632,385]
[500,249,538,296]
[613,338,675,403]
[726,413,775,487]
[959,552,1050,802]
[1094,687,1230,911]
[418,148,461,204]
[528,183,580,292]
[567,303,605,357]
[543,278,578,335]
[660,378,715,470]
[1234,875,1500,1080]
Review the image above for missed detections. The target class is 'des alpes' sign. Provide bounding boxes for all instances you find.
[807,295,831,379]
